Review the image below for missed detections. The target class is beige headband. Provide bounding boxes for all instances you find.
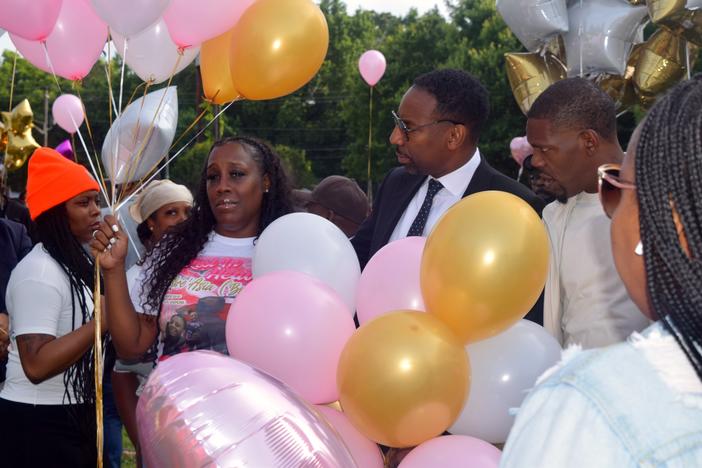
[128,179,193,224]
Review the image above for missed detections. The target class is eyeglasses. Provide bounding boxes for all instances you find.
[597,163,636,219]
[391,110,463,140]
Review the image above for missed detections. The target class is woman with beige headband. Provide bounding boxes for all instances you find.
[112,179,193,464]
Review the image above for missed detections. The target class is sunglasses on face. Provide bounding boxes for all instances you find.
[391,110,463,141]
[597,163,636,219]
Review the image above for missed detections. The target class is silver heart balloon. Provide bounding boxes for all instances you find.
[102,86,178,185]
[137,351,358,468]
[565,0,648,76]
[497,0,569,52]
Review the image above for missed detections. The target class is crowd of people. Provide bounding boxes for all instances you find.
[0,67,700,467]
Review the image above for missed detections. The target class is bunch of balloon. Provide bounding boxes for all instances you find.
[358,50,387,203]
[498,0,701,114]
[1,100,40,172]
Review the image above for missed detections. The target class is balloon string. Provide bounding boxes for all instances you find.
[116,54,183,202]
[68,111,112,208]
[115,100,236,212]
[70,133,77,163]
[578,0,584,77]
[8,53,17,111]
[686,42,691,80]
[105,35,114,126]
[367,86,374,204]
[93,259,104,468]
[41,41,63,94]
[74,83,107,194]
[117,81,152,205]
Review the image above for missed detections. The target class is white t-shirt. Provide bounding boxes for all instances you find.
[1,244,94,405]
[130,232,255,361]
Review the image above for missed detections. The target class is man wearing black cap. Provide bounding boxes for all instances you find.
[306,176,370,238]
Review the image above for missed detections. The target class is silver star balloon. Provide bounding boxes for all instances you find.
[102,86,178,185]
[497,0,569,52]
[565,0,649,76]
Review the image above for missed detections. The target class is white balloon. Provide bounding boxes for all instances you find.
[449,320,561,443]
[102,86,178,185]
[92,0,170,37]
[565,0,648,76]
[253,213,361,313]
[0,28,5,39]
[497,0,569,52]
[112,19,199,84]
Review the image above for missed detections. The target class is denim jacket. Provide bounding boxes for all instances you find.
[501,322,702,467]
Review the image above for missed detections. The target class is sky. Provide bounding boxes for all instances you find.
[0,0,448,53]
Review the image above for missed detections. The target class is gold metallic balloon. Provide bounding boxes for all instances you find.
[648,0,685,23]
[662,9,702,47]
[629,0,647,5]
[229,0,329,100]
[421,191,550,344]
[200,29,240,104]
[634,28,686,96]
[542,35,567,63]
[505,52,567,114]
[595,43,644,111]
[1,99,40,172]
[337,311,470,448]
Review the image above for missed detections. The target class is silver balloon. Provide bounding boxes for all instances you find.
[0,28,5,38]
[137,351,357,468]
[565,0,648,76]
[497,0,569,52]
[102,86,177,184]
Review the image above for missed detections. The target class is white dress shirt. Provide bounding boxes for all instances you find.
[543,192,650,348]
[389,150,481,242]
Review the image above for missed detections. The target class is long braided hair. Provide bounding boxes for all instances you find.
[636,75,702,380]
[144,136,293,314]
[35,204,102,405]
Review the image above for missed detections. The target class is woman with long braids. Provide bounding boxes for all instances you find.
[0,148,107,467]
[92,136,292,365]
[501,78,702,465]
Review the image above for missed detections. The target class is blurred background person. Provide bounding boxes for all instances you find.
[305,175,370,238]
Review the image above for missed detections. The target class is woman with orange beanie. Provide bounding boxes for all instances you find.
[0,147,107,468]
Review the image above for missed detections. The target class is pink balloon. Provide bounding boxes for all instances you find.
[316,406,384,468]
[227,270,356,405]
[358,50,386,87]
[52,94,84,133]
[137,351,356,467]
[0,0,63,41]
[11,0,107,80]
[356,237,426,325]
[91,0,170,37]
[399,435,501,468]
[163,0,256,48]
[510,136,533,167]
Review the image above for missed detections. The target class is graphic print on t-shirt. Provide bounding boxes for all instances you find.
[158,255,252,359]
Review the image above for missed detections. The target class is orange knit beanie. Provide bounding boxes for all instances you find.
[26,147,100,220]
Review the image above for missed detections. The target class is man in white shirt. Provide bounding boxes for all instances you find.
[527,78,649,348]
[351,69,544,320]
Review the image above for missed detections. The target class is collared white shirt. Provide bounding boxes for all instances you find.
[389,149,481,242]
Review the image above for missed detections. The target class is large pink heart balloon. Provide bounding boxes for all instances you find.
[137,351,357,468]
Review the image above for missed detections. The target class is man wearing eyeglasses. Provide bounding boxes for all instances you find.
[351,69,544,321]
[527,78,649,349]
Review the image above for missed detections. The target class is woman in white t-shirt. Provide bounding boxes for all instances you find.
[0,147,107,468]
[92,137,293,368]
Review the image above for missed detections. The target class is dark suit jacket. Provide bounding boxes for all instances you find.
[351,157,546,324]
[0,218,32,314]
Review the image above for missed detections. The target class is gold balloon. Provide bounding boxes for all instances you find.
[421,191,549,344]
[200,29,240,104]
[629,0,646,5]
[648,0,685,23]
[662,9,702,47]
[337,311,470,448]
[595,44,644,112]
[542,35,567,64]
[229,0,329,100]
[2,99,40,172]
[634,28,687,96]
[505,52,567,115]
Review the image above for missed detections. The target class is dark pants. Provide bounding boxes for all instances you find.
[0,398,96,468]
[103,370,124,468]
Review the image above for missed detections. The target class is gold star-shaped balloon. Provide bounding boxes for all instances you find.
[505,52,567,114]
[2,99,40,172]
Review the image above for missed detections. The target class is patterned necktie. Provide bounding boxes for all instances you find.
[407,178,444,236]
